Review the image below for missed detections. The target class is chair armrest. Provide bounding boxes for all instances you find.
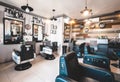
[55,75,77,82]
[12,51,21,64]
[79,63,115,82]
[13,49,21,56]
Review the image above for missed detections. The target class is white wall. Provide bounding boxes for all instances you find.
[45,17,64,56]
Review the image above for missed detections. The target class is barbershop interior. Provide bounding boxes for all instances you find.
[0,0,120,82]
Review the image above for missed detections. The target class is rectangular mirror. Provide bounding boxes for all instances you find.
[33,24,43,42]
[4,18,23,44]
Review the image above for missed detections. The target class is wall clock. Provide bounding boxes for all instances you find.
[99,22,106,28]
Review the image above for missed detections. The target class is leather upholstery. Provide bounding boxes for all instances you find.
[40,41,57,60]
[55,51,115,82]
[83,55,110,70]
[52,42,58,52]
[12,44,36,70]
[79,43,92,55]
[12,44,36,64]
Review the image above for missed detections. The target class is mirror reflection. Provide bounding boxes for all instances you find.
[33,24,43,42]
[4,18,23,44]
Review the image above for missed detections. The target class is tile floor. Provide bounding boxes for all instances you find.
[0,55,60,82]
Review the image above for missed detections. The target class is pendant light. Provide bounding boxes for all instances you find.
[21,0,33,12]
[80,0,92,16]
[50,9,57,21]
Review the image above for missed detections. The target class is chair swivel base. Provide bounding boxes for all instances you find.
[15,62,32,71]
[45,54,55,60]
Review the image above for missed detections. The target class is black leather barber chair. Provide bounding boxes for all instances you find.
[83,55,110,70]
[52,42,58,52]
[12,44,36,71]
[40,41,56,60]
[41,46,55,60]
[79,42,93,57]
[55,51,115,82]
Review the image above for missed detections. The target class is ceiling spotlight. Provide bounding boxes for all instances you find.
[21,0,33,12]
[80,0,92,16]
[50,9,57,21]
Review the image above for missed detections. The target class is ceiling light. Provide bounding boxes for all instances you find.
[50,9,57,21]
[80,0,92,16]
[21,0,33,12]
[69,20,75,25]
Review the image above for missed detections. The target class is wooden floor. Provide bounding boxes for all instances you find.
[0,55,59,82]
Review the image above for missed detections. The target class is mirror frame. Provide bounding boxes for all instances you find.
[3,18,24,44]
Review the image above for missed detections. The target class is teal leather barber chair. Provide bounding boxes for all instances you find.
[83,55,110,70]
[55,51,115,82]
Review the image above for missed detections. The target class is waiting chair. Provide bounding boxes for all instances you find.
[55,51,115,82]
[12,44,36,71]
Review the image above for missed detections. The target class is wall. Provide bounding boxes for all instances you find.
[46,17,64,56]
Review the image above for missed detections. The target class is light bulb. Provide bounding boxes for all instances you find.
[83,10,89,16]
[25,7,30,12]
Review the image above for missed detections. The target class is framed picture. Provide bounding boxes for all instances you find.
[51,24,57,34]
[53,25,57,29]
[51,30,56,34]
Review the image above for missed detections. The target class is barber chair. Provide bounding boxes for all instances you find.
[111,49,120,68]
[52,42,58,52]
[79,43,94,57]
[73,45,81,58]
[83,55,110,70]
[55,51,115,82]
[40,41,56,60]
[12,44,36,71]
[62,45,67,54]
[41,46,55,60]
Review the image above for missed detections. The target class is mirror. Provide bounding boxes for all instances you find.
[4,18,23,44]
[33,24,43,42]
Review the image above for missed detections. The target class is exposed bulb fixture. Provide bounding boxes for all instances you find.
[80,0,92,16]
[50,9,57,21]
[21,0,33,12]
